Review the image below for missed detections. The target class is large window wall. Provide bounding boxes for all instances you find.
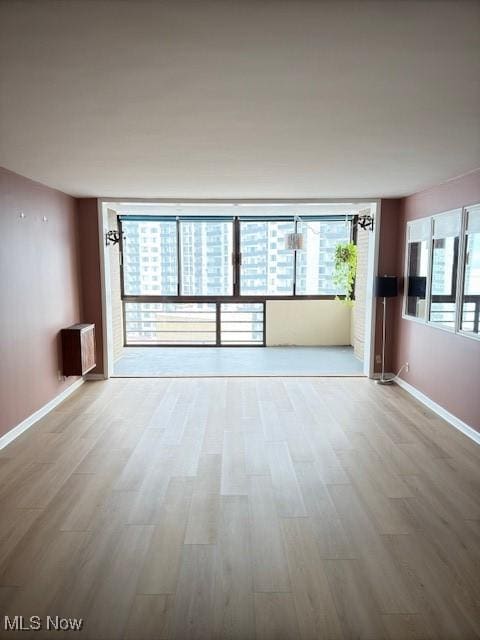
[120,215,352,345]
[122,216,351,299]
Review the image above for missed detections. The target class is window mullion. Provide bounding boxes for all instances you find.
[293,218,297,296]
[233,217,241,296]
[426,218,434,323]
[455,207,468,333]
[176,217,181,296]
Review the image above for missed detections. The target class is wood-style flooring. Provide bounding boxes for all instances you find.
[0,378,479,639]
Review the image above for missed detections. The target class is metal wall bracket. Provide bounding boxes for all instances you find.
[105,230,124,246]
[357,214,374,232]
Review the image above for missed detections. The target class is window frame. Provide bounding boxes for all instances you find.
[238,218,297,296]
[402,217,433,324]
[457,204,480,339]
[178,218,235,296]
[402,205,480,342]
[119,214,354,303]
[427,209,462,334]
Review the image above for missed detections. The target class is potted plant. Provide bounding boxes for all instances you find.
[333,242,357,303]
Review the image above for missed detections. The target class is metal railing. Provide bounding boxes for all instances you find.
[429,295,480,333]
[124,301,265,346]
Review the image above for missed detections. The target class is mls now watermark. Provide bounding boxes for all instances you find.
[3,615,84,632]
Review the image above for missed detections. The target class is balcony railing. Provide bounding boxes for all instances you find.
[124,301,265,346]
[429,294,480,333]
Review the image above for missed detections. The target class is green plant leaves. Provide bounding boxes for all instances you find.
[333,242,357,303]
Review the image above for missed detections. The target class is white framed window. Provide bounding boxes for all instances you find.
[403,204,480,341]
[459,204,480,338]
[403,218,431,321]
[428,209,462,331]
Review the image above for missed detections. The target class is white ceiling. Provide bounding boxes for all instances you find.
[1,0,479,199]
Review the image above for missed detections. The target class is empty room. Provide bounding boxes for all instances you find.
[0,1,479,639]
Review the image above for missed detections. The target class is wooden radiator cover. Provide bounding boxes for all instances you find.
[61,323,96,376]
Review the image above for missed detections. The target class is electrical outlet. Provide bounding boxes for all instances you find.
[375,354,382,364]
[405,362,409,372]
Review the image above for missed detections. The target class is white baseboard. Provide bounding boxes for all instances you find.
[394,377,480,446]
[0,378,85,451]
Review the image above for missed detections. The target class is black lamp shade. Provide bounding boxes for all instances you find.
[408,276,426,298]
[375,276,398,298]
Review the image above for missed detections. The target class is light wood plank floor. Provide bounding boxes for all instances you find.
[0,378,479,639]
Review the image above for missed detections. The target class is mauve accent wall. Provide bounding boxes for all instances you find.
[77,198,104,375]
[0,167,82,438]
[392,170,480,431]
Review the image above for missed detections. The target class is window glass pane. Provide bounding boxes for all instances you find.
[122,220,178,295]
[460,206,480,335]
[180,221,233,295]
[296,220,351,295]
[429,212,461,329]
[405,237,428,319]
[240,221,294,295]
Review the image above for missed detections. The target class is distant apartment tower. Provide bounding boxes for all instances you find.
[122,218,350,296]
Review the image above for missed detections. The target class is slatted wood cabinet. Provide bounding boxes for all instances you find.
[61,323,96,376]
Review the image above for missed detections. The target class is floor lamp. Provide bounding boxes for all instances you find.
[375,275,398,385]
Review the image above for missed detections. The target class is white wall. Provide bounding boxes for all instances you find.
[352,220,370,359]
[266,300,352,346]
[107,209,124,361]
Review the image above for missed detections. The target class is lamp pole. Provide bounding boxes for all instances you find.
[377,294,393,385]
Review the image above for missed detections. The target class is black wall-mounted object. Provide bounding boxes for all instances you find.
[357,214,374,232]
[408,275,427,298]
[105,230,124,246]
[375,275,398,298]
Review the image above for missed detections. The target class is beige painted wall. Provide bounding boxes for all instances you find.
[266,300,352,346]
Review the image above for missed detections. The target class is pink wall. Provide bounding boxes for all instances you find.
[0,167,83,438]
[376,199,401,372]
[77,198,104,374]
[391,170,480,431]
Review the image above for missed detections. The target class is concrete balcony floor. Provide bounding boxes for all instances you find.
[113,345,364,377]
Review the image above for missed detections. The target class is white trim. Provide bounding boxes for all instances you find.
[98,200,114,379]
[98,196,382,205]
[395,377,480,446]
[365,200,381,378]
[402,218,430,323]
[457,329,480,342]
[401,312,427,325]
[0,378,85,451]
[455,205,468,333]
[425,319,456,334]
